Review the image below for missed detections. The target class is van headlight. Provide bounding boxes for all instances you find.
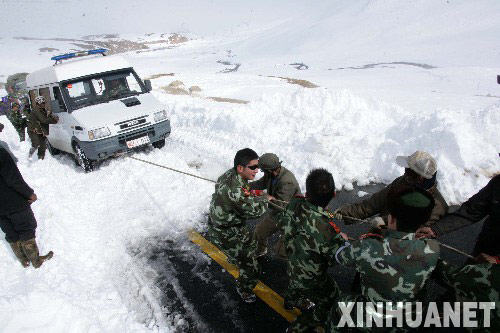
[88,127,111,140]
[154,110,168,122]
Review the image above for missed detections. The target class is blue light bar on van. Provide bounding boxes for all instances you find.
[51,49,107,63]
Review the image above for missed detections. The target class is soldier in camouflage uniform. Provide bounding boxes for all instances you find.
[208,148,269,303]
[27,96,58,160]
[327,186,441,332]
[277,168,346,332]
[434,260,499,332]
[250,153,301,257]
[336,151,448,230]
[2,73,29,140]
[6,102,27,142]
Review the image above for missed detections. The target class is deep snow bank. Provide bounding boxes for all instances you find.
[157,87,499,204]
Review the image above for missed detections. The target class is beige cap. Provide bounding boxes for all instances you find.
[396,151,437,179]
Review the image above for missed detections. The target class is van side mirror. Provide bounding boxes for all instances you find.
[50,100,61,113]
[497,75,500,84]
[144,79,152,92]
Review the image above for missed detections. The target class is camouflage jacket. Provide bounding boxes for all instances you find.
[209,168,268,228]
[434,261,499,331]
[336,229,440,302]
[27,107,57,136]
[337,176,448,227]
[250,166,301,212]
[278,197,344,294]
[7,104,27,127]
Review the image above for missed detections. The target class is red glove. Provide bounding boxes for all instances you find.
[250,190,264,196]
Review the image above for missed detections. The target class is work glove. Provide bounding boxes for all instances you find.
[250,189,264,196]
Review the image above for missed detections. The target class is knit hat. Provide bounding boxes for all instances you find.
[258,153,281,170]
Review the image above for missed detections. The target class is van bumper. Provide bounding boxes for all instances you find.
[78,119,171,160]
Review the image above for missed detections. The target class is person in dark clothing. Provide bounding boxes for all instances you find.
[0,124,53,268]
[27,95,58,160]
[417,174,500,257]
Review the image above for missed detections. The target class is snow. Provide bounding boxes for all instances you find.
[1,0,499,332]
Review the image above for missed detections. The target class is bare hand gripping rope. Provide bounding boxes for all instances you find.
[129,156,475,260]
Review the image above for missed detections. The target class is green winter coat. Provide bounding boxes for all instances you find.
[250,166,301,211]
[27,107,57,136]
[337,175,448,227]
[209,168,268,228]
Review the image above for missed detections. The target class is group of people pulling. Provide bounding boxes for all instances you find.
[208,148,499,332]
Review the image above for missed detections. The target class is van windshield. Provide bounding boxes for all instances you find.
[62,69,146,111]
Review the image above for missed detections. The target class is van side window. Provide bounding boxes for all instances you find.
[53,86,67,112]
[67,81,91,99]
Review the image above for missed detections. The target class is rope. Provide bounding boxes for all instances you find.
[129,156,475,260]
[438,242,474,259]
[129,156,216,183]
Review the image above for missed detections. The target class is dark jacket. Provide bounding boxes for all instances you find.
[431,175,500,255]
[250,166,301,211]
[27,107,57,136]
[0,148,34,214]
[337,175,449,227]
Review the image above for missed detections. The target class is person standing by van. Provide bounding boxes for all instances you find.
[27,96,58,160]
[0,122,54,268]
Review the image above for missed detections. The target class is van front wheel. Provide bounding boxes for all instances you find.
[46,140,61,156]
[74,144,94,172]
[152,139,165,149]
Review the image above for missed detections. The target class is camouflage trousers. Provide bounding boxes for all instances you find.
[287,276,340,333]
[207,223,260,293]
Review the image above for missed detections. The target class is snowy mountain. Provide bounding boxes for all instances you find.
[0,0,499,332]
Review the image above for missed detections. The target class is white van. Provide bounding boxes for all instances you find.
[25,49,170,171]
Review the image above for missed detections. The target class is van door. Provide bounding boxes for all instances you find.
[48,86,73,153]
[38,87,60,150]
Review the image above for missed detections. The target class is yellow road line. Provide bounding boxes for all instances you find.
[188,229,301,322]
